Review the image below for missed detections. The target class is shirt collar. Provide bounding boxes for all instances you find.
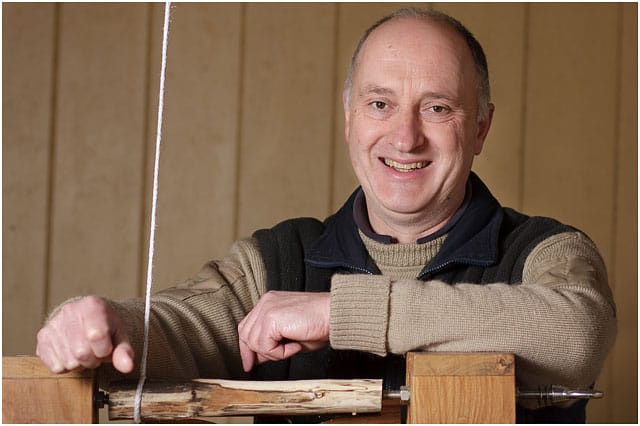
[352,181,473,245]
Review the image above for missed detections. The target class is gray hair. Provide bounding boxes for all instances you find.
[344,7,491,120]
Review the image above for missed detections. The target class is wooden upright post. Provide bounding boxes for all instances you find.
[406,352,516,423]
[2,356,97,423]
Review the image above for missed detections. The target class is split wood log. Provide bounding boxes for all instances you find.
[108,378,383,421]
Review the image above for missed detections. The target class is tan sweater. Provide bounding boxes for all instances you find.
[98,230,616,398]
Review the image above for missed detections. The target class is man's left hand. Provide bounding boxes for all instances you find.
[238,290,330,372]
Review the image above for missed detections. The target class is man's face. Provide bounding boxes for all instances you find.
[344,17,493,237]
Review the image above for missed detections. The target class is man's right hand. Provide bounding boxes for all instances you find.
[36,295,134,374]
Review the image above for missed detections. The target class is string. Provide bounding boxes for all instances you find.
[134,1,172,423]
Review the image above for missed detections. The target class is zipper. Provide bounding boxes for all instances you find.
[418,257,494,280]
[306,259,376,275]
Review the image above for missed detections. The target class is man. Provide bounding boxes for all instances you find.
[36,8,616,423]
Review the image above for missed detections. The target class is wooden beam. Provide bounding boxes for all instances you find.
[406,352,516,423]
[108,378,383,421]
[2,356,97,423]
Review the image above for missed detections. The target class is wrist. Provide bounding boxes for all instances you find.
[329,274,391,356]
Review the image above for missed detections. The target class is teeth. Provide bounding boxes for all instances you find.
[384,158,428,172]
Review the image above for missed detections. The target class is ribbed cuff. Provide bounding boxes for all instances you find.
[329,274,391,356]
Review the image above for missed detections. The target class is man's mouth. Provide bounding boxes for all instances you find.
[383,158,430,173]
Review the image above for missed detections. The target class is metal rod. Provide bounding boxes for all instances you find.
[383,386,411,403]
[383,384,602,407]
[517,385,604,406]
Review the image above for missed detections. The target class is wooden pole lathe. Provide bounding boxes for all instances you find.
[2,353,516,423]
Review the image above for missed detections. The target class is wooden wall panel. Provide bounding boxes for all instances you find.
[145,3,243,291]
[435,3,526,210]
[47,4,149,307]
[523,4,618,262]
[610,4,638,423]
[236,3,336,237]
[2,4,56,355]
[523,5,620,422]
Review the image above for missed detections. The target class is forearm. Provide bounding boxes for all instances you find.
[329,232,617,389]
[387,279,614,388]
[98,238,267,384]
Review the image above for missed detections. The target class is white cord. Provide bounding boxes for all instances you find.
[134,1,172,423]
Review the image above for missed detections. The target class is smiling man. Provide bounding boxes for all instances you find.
[343,15,492,243]
[37,8,616,423]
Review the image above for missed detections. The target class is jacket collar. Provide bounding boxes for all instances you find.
[305,172,504,277]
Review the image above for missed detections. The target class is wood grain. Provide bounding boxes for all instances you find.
[608,4,638,423]
[407,352,515,376]
[410,375,515,423]
[48,3,149,307]
[236,3,336,237]
[2,356,96,423]
[2,3,56,356]
[523,4,617,258]
[109,378,382,420]
[406,352,516,423]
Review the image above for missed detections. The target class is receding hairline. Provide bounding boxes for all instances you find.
[356,14,470,61]
[344,8,491,118]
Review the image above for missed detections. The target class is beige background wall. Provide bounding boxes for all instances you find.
[3,3,636,423]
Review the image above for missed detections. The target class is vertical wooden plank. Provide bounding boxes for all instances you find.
[523,4,617,264]
[610,3,638,423]
[2,356,96,423]
[48,4,149,307]
[236,4,336,237]
[524,6,619,422]
[434,3,526,210]
[2,3,56,355]
[145,3,243,291]
[406,352,515,423]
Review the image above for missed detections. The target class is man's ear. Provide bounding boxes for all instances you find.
[343,90,351,142]
[474,103,494,155]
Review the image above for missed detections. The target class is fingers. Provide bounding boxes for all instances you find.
[238,291,330,371]
[239,338,257,372]
[109,317,135,374]
[36,328,66,373]
[37,301,92,372]
[239,335,304,372]
[36,296,132,374]
[112,342,135,373]
[238,312,283,372]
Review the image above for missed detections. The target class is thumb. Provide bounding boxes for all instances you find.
[111,327,135,373]
[282,341,304,360]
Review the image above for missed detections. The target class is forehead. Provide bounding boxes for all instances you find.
[353,17,477,95]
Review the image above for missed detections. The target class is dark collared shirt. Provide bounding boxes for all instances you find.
[352,181,472,244]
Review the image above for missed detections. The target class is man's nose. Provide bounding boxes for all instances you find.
[391,107,425,152]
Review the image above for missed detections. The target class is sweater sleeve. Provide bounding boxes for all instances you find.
[329,231,617,390]
[97,237,268,385]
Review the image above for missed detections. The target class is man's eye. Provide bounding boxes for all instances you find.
[430,105,447,113]
[372,101,387,110]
